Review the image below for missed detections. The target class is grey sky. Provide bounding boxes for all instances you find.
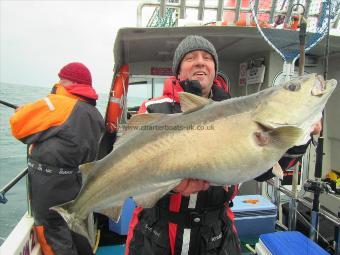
[0,0,142,93]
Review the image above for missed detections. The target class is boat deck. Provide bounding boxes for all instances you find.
[95,243,257,255]
[96,245,125,255]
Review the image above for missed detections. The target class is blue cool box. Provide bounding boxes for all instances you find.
[258,231,330,255]
[108,198,136,235]
[232,195,277,237]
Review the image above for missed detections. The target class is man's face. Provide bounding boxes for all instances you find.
[178,50,215,98]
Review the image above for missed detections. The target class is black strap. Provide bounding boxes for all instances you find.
[28,158,79,175]
[152,205,226,228]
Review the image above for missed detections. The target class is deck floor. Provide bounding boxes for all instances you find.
[96,244,125,255]
[95,243,255,255]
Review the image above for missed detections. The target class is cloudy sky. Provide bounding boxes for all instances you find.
[0,0,145,93]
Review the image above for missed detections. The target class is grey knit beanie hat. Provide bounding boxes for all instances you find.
[172,35,218,77]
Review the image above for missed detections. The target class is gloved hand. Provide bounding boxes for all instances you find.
[173,179,209,196]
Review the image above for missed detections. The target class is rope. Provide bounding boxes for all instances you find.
[148,7,176,28]
[250,0,331,63]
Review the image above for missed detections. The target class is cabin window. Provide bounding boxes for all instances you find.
[127,75,167,110]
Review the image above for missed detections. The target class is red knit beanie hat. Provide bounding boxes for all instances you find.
[58,62,92,86]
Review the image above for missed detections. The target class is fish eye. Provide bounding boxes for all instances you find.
[285,82,301,91]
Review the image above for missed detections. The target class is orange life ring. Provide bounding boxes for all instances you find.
[105,64,129,133]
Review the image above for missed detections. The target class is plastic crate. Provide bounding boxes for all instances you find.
[232,195,277,237]
[108,198,136,235]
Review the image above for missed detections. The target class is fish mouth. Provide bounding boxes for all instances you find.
[312,75,337,96]
[311,75,326,96]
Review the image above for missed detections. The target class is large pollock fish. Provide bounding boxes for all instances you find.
[52,74,337,244]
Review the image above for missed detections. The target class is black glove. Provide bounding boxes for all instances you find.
[179,80,202,96]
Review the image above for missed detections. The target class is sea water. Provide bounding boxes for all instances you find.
[0,82,144,244]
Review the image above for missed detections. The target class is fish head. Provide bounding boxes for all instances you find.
[253,74,337,139]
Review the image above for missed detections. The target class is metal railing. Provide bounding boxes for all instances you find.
[137,0,337,28]
[267,178,340,254]
[267,179,339,226]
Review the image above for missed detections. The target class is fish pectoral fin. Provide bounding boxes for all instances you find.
[272,162,284,180]
[128,113,167,126]
[133,180,181,208]
[96,205,124,223]
[179,92,210,113]
[261,126,304,149]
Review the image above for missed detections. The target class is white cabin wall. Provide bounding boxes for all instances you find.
[324,54,340,172]
[225,51,272,97]
[317,55,340,214]
[218,60,239,95]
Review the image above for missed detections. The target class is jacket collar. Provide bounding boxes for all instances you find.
[51,84,98,105]
[162,76,230,102]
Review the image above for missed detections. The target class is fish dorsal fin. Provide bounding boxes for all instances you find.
[96,204,124,223]
[128,113,166,127]
[179,92,210,113]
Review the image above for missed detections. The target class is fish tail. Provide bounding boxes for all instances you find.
[51,201,95,247]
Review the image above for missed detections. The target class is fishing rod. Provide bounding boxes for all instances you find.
[0,99,24,204]
[0,168,28,204]
[0,99,18,109]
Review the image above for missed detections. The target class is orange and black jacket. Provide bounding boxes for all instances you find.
[10,84,105,168]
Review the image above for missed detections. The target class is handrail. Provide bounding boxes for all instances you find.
[0,168,28,204]
[137,0,329,28]
[267,178,339,226]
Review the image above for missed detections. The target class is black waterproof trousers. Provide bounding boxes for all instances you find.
[28,161,93,255]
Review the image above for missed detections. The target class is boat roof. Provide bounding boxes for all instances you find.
[113,26,340,72]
